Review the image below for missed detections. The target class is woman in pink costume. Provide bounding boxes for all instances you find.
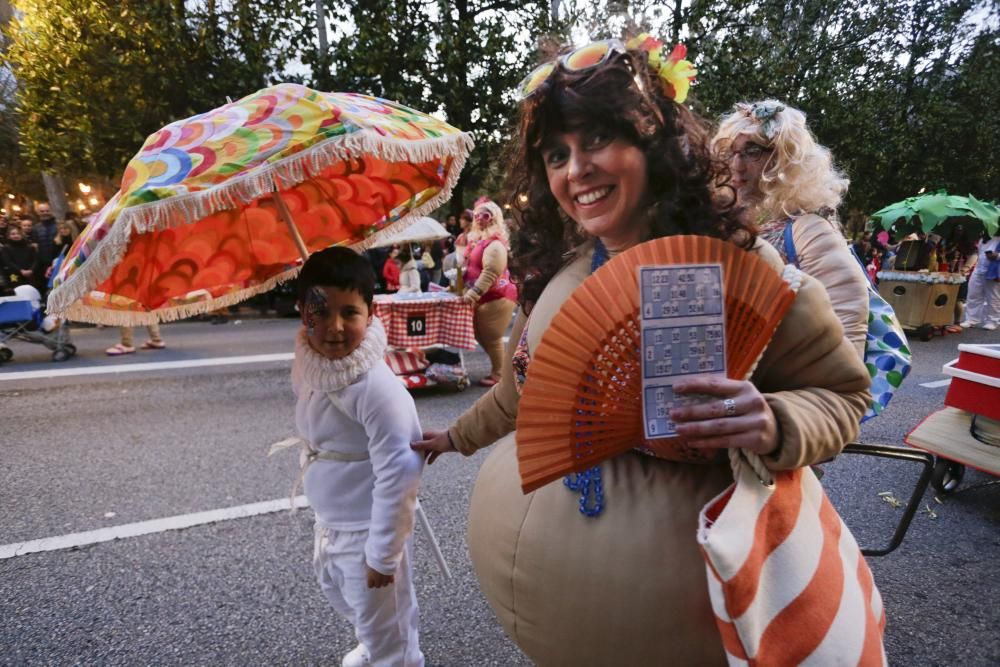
[462,198,517,386]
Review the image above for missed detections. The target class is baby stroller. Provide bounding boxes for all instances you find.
[0,285,76,363]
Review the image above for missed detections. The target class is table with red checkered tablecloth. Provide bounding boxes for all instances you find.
[373,294,477,349]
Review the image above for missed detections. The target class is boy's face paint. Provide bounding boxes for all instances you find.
[303,286,328,336]
[299,286,372,360]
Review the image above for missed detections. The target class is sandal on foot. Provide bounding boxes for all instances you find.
[478,375,500,387]
[141,340,166,349]
[106,343,136,356]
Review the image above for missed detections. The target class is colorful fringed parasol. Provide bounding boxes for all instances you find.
[47,83,474,325]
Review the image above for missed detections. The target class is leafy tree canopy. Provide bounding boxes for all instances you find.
[4,0,310,179]
[307,0,554,208]
[2,0,998,220]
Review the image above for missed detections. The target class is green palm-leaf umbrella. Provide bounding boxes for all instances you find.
[871,191,999,242]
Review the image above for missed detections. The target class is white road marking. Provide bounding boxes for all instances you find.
[0,495,309,560]
[919,379,952,388]
[0,353,294,382]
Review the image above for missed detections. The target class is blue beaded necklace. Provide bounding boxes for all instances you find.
[562,238,608,517]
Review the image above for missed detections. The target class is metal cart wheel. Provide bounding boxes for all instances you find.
[931,458,965,494]
[0,346,12,362]
[52,341,76,362]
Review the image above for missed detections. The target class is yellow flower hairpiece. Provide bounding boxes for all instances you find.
[625,33,697,103]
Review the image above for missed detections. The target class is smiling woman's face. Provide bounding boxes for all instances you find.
[542,128,649,250]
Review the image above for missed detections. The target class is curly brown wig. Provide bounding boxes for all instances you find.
[505,47,751,309]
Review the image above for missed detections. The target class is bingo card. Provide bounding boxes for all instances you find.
[639,263,727,439]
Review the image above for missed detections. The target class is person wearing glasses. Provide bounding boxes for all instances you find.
[713,101,869,357]
[462,198,517,386]
[412,37,870,664]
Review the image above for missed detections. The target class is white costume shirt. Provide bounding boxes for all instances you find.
[292,318,423,575]
[972,236,1000,274]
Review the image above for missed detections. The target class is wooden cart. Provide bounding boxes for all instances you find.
[877,271,964,341]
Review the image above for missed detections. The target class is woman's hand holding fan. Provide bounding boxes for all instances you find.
[670,375,779,456]
[516,235,798,494]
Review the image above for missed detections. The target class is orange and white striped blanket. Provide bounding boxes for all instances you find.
[698,454,887,666]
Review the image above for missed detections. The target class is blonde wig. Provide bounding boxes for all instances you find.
[467,199,510,246]
[713,100,849,221]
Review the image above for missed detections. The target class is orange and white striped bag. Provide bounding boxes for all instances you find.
[698,450,887,666]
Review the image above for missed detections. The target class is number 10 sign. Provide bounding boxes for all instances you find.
[406,314,426,336]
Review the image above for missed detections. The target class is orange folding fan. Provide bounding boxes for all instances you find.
[516,235,798,493]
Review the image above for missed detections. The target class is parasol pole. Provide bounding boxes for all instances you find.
[272,188,310,261]
[416,500,452,580]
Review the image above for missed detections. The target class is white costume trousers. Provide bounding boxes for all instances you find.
[314,526,423,667]
[965,271,1000,327]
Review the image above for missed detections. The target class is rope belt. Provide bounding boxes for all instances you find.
[305,445,371,463]
[268,436,370,507]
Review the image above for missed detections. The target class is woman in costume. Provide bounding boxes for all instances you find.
[713,101,869,357]
[413,36,870,665]
[462,198,517,386]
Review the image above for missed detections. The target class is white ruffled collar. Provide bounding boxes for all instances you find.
[291,317,387,394]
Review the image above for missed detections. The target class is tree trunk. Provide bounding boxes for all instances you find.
[41,172,69,221]
[315,0,328,59]
[671,0,684,44]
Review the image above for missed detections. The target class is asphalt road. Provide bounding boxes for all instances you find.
[1,317,998,666]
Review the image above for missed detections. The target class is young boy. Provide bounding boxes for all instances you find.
[291,246,424,667]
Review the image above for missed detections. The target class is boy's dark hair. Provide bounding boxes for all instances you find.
[296,246,375,306]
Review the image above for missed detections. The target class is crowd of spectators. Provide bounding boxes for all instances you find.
[0,203,81,299]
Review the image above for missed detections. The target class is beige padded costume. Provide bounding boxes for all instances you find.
[448,238,871,666]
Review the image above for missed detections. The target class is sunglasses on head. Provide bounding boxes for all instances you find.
[516,39,628,101]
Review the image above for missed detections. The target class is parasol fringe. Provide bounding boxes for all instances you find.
[59,264,303,327]
[48,130,475,321]
[126,131,475,235]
